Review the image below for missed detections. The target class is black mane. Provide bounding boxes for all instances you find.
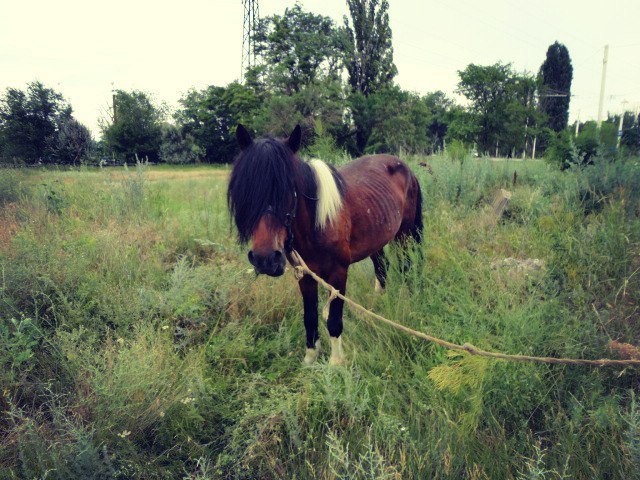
[227,138,317,243]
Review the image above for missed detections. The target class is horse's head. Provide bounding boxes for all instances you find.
[227,124,302,277]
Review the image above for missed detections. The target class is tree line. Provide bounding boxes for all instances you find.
[1,0,638,166]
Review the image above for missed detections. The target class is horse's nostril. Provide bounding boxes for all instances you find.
[248,250,256,265]
[271,250,284,264]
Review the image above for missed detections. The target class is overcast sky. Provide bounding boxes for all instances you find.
[2,0,639,136]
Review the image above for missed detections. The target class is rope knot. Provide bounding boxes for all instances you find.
[293,265,305,281]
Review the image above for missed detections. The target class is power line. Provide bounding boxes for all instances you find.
[507,0,599,50]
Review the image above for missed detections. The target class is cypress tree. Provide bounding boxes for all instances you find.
[539,41,573,132]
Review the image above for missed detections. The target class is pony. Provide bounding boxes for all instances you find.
[227,124,423,365]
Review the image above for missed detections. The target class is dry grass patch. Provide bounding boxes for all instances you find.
[0,203,21,250]
[144,169,228,182]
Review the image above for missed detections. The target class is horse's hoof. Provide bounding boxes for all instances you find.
[329,355,346,366]
[374,278,384,293]
[329,336,345,366]
[303,340,320,365]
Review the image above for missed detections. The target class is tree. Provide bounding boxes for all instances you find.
[0,81,72,163]
[423,91,456,153]
[502,73,541,157]
[539,41,573,132]
[344,0,397,154]
[343,0,396,96]
[621,112,640,156]
[457,63,515,154]
[253,4,344,95]
[357,87,431,155]
[254,78,345,148]
[456,63,540,156]
[53,117,93,165]
[101,90,163,162]
[159,124,201,164]
[445,107,480,147]
[176,82,261,163]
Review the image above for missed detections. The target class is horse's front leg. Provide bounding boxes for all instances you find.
[325,266,348,366]
[299,275,319,365]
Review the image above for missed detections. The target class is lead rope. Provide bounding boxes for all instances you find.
[289,249,640,368]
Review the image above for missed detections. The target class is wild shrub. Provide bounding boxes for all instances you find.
[0,168,28,205]
[4,405,117,480]
[304,120,350,165]
[159,124,201,164]
[0,317,42,387]
[58,325,204,444]
[447,139,469,164]
[544,130,579,169]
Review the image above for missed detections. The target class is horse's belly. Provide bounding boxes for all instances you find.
[339,154,413,263]
[347,191,404,262]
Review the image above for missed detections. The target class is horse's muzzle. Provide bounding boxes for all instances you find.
[248,249,286,277]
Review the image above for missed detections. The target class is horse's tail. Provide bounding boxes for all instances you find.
[410,175,423,244]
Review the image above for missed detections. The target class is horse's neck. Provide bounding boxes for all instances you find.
[293,195,314,241]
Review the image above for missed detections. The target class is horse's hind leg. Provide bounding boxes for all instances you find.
[395,175,424,273]
[371,249,388,292]
[393,228,415,273]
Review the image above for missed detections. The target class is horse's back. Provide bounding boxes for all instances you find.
[339,155,418,262]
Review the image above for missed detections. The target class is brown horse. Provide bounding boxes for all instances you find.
[227,125,423,365]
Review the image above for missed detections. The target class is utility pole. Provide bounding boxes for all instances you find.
[617,100,629,150]
[616,114,624,150]
[111,82,117,124]
[574,110,580,138]
[597,45,609,130]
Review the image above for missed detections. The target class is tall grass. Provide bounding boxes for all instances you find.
[0,168,29,206]
[0,156,639,479]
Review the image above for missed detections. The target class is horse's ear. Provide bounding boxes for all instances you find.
[236,124,253,150]
[286,124,302,153]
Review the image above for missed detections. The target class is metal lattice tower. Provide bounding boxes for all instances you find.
[241,0,259,81]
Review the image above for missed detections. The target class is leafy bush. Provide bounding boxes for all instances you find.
[159,124,201,164]
[52,117,94,164]
[447,139,469,164]
[544,129,579,169]
[101,90,163,162]
[621,124,640,157]
[0,317,42,387]
[304,119,349,165]
[574,124,601,164]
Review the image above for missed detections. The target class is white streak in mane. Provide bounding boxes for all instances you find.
[309,159,342,230]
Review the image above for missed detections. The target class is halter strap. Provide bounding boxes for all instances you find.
[284,190,297,253]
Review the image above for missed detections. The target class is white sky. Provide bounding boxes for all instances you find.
[2,0,639,137]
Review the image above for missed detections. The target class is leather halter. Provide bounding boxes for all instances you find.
[283,190,297,253]
[262,191,297,253]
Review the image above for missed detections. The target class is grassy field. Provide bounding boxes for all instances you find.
[1,155,640,479]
